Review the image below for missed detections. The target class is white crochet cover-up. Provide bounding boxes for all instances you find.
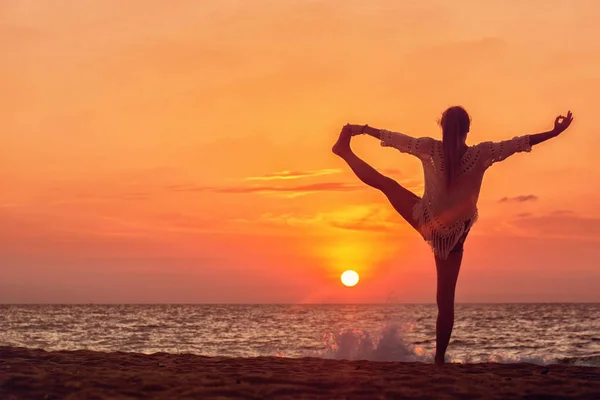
[368,129,532,260]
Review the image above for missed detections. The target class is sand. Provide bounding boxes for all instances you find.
[1,346,599,399]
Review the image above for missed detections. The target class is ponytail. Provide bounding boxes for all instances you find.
[442,120,459,189]
[441,107,470,189]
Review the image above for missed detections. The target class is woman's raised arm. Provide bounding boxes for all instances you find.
[479,111,574,168]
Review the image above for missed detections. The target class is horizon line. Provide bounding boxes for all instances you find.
[1,302,598,306]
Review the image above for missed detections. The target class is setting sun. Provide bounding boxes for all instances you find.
[340,270,360,287]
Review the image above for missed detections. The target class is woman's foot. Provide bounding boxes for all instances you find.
[332,124,352,157]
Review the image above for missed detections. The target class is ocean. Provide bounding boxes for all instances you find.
[1,304,598,366]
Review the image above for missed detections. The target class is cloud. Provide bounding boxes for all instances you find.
[245,169,342,181]
[327,217,396,233]
[73,191,152,201]
[167,182,363,195]
[325,206,400,233]
[28,178,364,207]
[551,210,575,215]
[498,195,538,203]
[237,204,401,233]
[516,212,533,218]
[506,211,600,241]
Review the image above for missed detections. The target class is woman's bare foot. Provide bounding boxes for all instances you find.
[332,124,352,157]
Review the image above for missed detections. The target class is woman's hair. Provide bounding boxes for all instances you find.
[439,106,471,188]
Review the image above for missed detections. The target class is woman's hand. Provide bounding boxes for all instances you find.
[341,123,382,139]
[530,111,574,146]
[553,111,573,135]
[346,124,370,135]
[340,124,360,135]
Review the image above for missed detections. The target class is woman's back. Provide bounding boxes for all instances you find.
[380,130,532,258]
[420,140,485,226]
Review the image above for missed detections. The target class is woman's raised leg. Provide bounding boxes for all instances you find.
[332,125,421,230]
[434,251,463,365]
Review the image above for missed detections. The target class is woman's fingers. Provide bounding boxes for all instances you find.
[564,111,573,122]
[554,111,573,133]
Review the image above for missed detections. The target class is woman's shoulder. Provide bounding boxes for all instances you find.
[428,137,443,149]
[468,141,492,152]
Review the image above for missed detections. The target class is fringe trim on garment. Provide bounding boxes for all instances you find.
[412,202,479,260]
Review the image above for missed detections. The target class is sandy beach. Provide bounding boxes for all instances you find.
[1,346,599,399]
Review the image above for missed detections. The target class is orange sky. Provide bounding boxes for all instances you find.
[2,1,599,303]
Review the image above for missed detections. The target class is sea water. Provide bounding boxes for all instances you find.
[1,304,598,366]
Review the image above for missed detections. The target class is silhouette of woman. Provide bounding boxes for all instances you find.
[332,107,574,364]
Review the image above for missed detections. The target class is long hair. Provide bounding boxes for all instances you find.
[440,106,471,189]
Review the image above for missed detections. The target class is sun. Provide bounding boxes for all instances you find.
[340,270,360,287]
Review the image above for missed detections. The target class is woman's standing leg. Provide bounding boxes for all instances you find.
[434,251,463,364]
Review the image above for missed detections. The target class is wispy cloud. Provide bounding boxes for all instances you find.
[327,217,397,233]
[33,179,364,206]
[167,182,363,195]
[516,212,533,218]
[498,195,538,203]
[245,169,341,181]
[551,210,575,215]
[237,205,401,232]
[504,211,600,241]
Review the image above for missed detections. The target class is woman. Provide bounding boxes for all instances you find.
[332,106,574,364]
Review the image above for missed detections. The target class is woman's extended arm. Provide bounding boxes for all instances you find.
[529,111,574,146]
[345,123,436,160]
[480,111,574,168]
[529,130,557,146]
